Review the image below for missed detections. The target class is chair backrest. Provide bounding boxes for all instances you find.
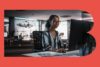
[32,31,43,51]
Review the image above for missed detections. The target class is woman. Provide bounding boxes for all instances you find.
[42,15,65,52]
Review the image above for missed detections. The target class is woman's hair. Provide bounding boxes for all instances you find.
[45,15,59,30]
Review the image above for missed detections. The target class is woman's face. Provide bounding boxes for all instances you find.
[51,17,60,29]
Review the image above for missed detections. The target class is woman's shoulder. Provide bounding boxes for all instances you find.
[42,31,49,36]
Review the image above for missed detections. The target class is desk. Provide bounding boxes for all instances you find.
[22,50,80,57]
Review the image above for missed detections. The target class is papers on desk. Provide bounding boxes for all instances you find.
[22,50,80,57]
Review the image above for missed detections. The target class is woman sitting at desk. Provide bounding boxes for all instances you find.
[42,15,65,52]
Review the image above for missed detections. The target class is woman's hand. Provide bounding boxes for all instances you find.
[57,48,66,53]
[51,48,66,53]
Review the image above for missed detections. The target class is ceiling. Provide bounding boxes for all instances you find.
[4,10,83,20]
